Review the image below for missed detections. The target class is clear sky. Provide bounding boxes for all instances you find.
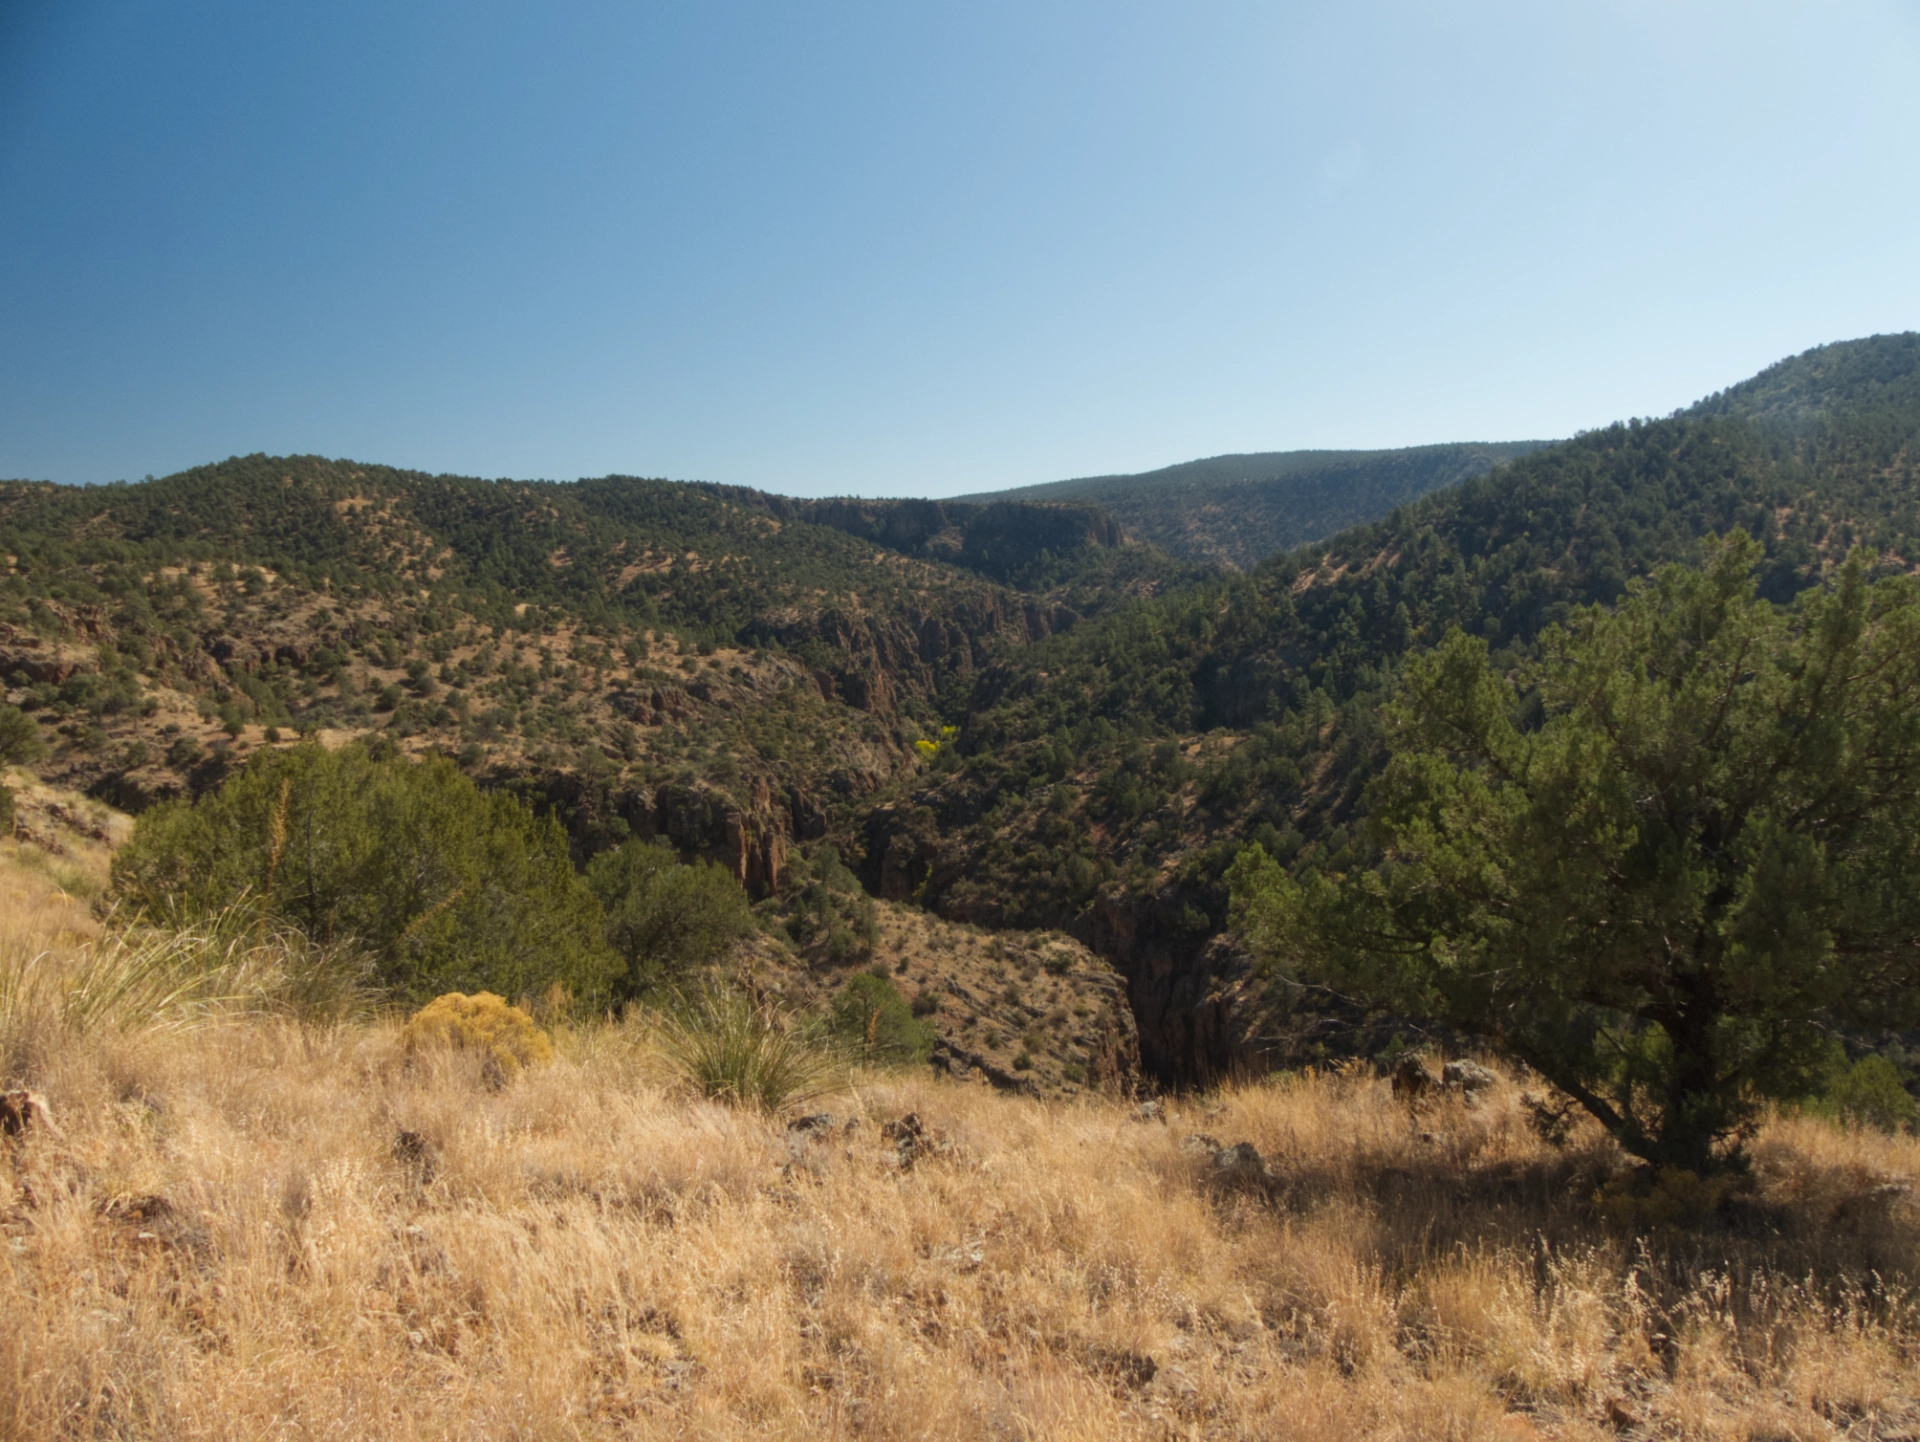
[3,2,1918,497]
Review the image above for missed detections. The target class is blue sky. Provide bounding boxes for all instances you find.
[3,1,1918,496]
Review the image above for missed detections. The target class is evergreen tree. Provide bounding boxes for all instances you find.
[114,741,615,1003]
[586,839,754,998]
[1231,537,1920,1171]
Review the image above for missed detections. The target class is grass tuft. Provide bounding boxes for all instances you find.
[649,982,844,1112]
[1,903,370,1075]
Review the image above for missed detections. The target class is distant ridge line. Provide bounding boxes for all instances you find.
[945,441,1552,505]
[945,439,1553,570]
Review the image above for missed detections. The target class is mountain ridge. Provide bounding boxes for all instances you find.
[3,332,1916,1089]
[949,440,1552,569]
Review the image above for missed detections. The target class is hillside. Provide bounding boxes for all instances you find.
[877,333,1920,1079]
[3,824,1916,1440]
[0,461,1171,1098]
[953,440,1549,569]
[0,457,1194,885]
[3,335,1920,1098]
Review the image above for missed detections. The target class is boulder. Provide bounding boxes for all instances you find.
[1390,1054,1436,1102]
[1211,1141,1272,1185]
[0,1089,61,1140]
[1443,1060,1497,1095]
[391,1129,439,1184]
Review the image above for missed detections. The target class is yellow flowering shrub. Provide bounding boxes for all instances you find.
[399,991,553,1079]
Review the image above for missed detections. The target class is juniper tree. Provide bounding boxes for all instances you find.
[114,740,615,1004]
[586,838,753,998]
[1230,536,1920,1171]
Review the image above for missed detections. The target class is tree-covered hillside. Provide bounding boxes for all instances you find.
[0,456,1159,647]
[867,333,1920,1076]
[954,440,1549,569]
[6,333,1918,1090]
[0,456,1180,908]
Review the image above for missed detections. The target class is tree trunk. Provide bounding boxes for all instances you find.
[1655,973,1727,1174]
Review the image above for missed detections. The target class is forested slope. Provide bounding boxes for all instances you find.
[0,457,1178,910]
[869,334,1920,1078]
[956,440,1549,569]
[5,333,1917,1088]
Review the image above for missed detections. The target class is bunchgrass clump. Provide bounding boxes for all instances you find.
[651,983,842,1112]
[1,903,368,1073]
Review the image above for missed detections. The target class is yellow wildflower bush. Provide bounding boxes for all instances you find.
[399,990,553,1079]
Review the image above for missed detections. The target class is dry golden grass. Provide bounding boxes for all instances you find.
[4,1018,1917,1440]
[0,769,125,962]
[2,825,1918,1438]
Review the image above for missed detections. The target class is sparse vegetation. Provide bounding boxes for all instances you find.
[2,338,1920,1435]
[3,988,1918,1437]
[957,440,1548,569]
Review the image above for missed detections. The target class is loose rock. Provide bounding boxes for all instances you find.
[883,1112,951,1171]
[1390,1055,1436,1103]
[1443,1060,1497,1095]
[1212,1141,1272,1186]
[0,1089,61,1141]
[392,1129,439,1185]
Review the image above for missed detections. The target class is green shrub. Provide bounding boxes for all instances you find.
[586,840,753,998]
[400,991,553,1079]
[827,973,935,1068]
[0,704,45,766]
[652,985,840,1112]
[112,740,615,1004]
[1595,1166,1737,1234]
[1234,542,1920,1173]
[1822,1054,1918,1133]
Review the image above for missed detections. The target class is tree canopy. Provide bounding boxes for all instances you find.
[1230,536,1920,1170]
[0,704,46,766]
[585,838,754,998]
